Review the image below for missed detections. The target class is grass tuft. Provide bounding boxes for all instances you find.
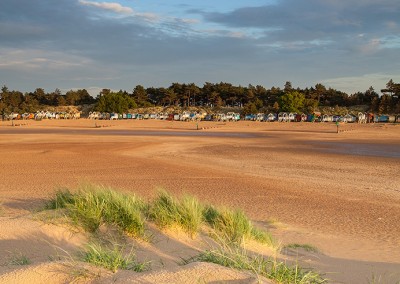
[9,252,31,266]
[149,190,203,238]
[188,246,326,284]
[82,242,150,273]
[284,243,319,253]
[46,184,146,238]
[204,205,276,247]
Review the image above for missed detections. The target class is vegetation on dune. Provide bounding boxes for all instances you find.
[47,184,146,238]
[47,185,276,247]
[204,205,277,247]
[184,245,326,284]
[8,251,32,266]
[283,243,319,253]
[148,190,204,238]
[44,183,325,280]
[82,242,150,273]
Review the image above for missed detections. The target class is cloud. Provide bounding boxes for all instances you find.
[0,48,91,70]
[198,0,400,46]
[0,0,398,95]
[78,0,133,14]
[321,73,400,94]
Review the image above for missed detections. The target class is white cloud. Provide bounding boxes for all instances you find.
[0,48,91,70]
[321,73,398,94]
[79,0,133,14]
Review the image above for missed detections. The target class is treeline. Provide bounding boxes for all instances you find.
[1,80,399,114]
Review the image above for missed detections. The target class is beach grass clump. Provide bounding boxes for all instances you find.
[203,205,276,247]
[284,243,319,253]
[45,188,76,210]
[82,242,150,273]
[189,247,325,284]
[46,184,146,238]
[148,190,203,238]
[9,252,31,266]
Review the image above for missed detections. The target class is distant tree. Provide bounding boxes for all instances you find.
[243,102,258,114]
[279,91,305,112]
[132,85,149,107]
[273,101,280,112]
[378,94,392,114]
[160,88,177,106]
[284,81,293,94]
[96,91,136,113]
[304,99,319,113]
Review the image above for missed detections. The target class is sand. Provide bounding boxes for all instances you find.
[0,119,399,283]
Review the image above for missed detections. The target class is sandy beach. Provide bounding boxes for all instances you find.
[0,119,399,283]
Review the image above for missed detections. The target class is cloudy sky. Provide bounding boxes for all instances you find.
[1,0,399,96]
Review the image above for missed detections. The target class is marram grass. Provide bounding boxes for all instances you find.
[187,246,326,284]
[46,184,276,247]
[204,204,277,247]
[148,190,203,238]
[46,184,146,238]
[82,242,150,273]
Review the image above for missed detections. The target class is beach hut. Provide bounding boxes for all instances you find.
[378,115,389,122]
[278,112,288,122]
[344,114,357,123]
[256,113,265,121]
[322,114,333,122]
[180,111,190,121]
[357,112,367,123]
[266,113,276,122]
[245,114,256,121]
[388,115,396,123]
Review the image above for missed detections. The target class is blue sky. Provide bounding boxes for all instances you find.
[0,0,399,96]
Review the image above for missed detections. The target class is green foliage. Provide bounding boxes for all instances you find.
[9,252,31,265]
[46,185,146,238]
[189,246,326,284]
[284,243,319,253]
[148,190,203,238]
[279,91,305,113]
[45,188,75,210]
[204,205,276,247]
[242,102,258,115]
[82,242,150,273]
[96,91,137,113]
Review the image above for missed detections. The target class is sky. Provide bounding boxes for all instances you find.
[0,0,399,96]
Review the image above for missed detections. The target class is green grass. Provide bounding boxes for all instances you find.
[46,185,275,245]
[46,184,146,238]
[82,242,150,273]
[204,205,276,247]
[186,246,326,284]
[9,252,31,265]
[148,190,203,238]
[284,243,319,253]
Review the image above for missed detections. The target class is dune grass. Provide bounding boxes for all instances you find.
[46,185,275,246]
[41,184,329,282]
[203,205,277,247]
[8,251,31,266]
[82,242,150,273]
[284,243,319,253]
[148,190,203,238]
[46,184,146,238]
[186,245,326,284]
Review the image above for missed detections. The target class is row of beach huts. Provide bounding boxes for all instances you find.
[1,111,400,123]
